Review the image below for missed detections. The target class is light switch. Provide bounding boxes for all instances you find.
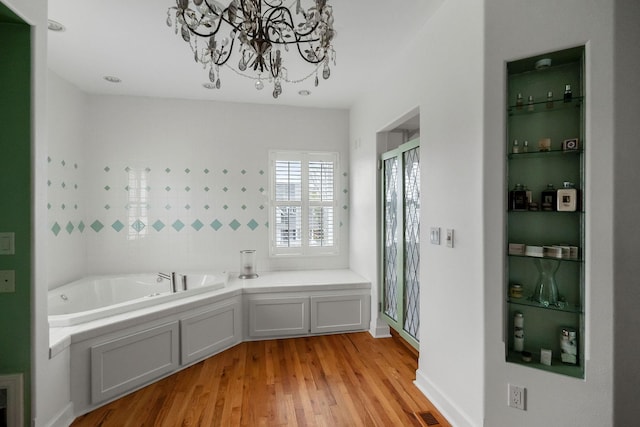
[0,270,15,293]
[0,232,15,255]
[430,227,440,245]
[446,229,454,248]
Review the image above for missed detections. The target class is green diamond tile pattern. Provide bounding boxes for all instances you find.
[51,222,61,236]
[78,221,85,233]
[152,220,165,232]
[104,185,110,191]
[172,220,185,232]
[210,219,223,231]
[247,219,259,230]
[112,220,124,232]
[185,168,191,174]
[229,219,241,231]
[131,220,146,232]
[165,168,171,173]
[383,157,399,321]
[65,221,74,234]
[191,219,204,231]
[91,220,104,232]
[104,166,110,172]
[403,147,421,340]
[204,168,210,174]
[47,203,51,210]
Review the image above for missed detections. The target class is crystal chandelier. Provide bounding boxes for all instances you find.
[166,0,336,98]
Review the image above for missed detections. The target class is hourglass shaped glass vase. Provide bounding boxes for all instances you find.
[531,258,560,306]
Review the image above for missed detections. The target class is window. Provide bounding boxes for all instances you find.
[269,151,339,256]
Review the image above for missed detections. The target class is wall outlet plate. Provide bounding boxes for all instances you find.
[0,232,15,255]
[508,384,526,410]
[0,270,15,293]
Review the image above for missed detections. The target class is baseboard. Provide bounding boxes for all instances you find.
[369,318,391,338]
[41,403,74,427]
[414,369,476,427]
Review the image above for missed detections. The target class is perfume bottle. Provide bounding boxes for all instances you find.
[516,93,523,110]
[564,84,572,103]
[522,140,529,152]
[557,182,578,212]
[512,139,520,154]
[541,184,557,211]
[509,184,528,211]
[527,95,535,111]
[546,91,554,108]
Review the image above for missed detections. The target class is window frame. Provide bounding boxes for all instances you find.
[268,150,339,257]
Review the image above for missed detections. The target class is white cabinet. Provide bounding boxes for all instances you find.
[180,298,241,365]
[248,296,310,337]
[90,322,179,404]
[247,292,370,338]
[310,294,370,334]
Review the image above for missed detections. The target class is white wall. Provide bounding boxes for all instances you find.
[350,0,484,425]
[47,71,88,288]
[484,0,615,425]
[613,0,640,424]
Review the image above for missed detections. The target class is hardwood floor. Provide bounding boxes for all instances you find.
[71,332,450,427]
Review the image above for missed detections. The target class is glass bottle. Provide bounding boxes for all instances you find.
[541,184,557,211]
[512,139,520,154]
[527,95,535,111]
[516,93,523,110]
[522,140,529,152]
[531,258,560,307]
[509,184,528,211]
[563,84,572,103]
[557,182,578,212]
[546,91,554,108]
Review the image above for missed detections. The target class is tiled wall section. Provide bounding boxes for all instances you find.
[47,85,350,280]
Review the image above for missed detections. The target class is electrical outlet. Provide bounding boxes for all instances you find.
[0,270,15,293]
[508,384,526,410]
[430,227,440,245]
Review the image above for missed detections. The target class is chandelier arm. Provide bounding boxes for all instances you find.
[264,5,321,40]
[295,41,326,64]
[213,35,237,66]
[179,2,245,38]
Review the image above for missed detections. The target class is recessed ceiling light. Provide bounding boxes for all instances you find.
[298,90,311,96]
[48,20,66,32]
[202,82,216,89]
[103,76,121,83]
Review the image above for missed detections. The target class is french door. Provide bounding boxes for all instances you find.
[380,139,420,349]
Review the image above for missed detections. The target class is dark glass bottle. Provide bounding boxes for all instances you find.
[509,184,528,211]
[541,184,557,211]
[563,84,572,103]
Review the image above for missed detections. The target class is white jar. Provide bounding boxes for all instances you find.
[514,312,524,352]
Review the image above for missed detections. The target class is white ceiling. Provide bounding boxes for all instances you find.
[47,0,441,109]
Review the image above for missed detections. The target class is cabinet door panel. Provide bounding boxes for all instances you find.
[310,294,370,333]
[248,296,310,337]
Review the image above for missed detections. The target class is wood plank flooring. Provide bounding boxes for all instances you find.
[71,332,450,427]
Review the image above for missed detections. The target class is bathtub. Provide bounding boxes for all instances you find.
[48,272,228,327]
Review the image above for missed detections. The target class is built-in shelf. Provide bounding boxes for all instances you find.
[506,350,584,379]
[508,254,583,263]
[508,97,584,116]
[508,297,583,314]
[508,149,583,160]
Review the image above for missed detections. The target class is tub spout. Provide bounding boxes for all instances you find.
[158,272,177,292]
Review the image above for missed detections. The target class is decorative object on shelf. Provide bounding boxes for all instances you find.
[546,91,554,109]
[238,249,258,279]
[521,350,533,362]
[540,348,553,366]
[508,243,526,255]
[523,140,529,152]
[514,312,524,352]
[531,258,560,306]
[512,139,520,154]
[563,84,572,102]
[557,182,578,212]
[527,95,535,111]
[560,327,578,364]
[524,245,543,257]
[538,137,551,152]
[509,283,524,299]
[541,183,557,211]
[166,0,336,98]
[562,138,580,151]
[516,93,523,110]
[509,184,528,211]
[534,58,552,69]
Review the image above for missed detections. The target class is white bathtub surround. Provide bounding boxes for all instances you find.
[48,272,228,326]
[49,269,370,417]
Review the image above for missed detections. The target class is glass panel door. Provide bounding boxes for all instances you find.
[381,140,420,348]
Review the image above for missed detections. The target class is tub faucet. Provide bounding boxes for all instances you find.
[158,272,178,292]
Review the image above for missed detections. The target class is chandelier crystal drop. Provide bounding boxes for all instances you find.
[166,0,336,98]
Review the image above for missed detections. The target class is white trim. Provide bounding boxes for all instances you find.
[0,374,23,427]
[414,369,475,427]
